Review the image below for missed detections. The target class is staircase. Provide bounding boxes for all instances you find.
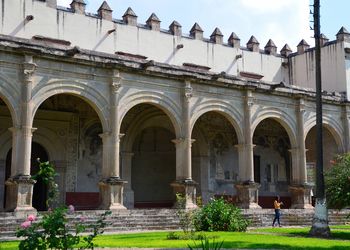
[0,209,180,239]
[0,208,349,240]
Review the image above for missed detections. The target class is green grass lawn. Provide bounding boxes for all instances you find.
[1,227,350,249]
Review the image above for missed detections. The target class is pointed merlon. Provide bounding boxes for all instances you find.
[190,23,203,32]
[297,39,310,54]
[210,28,223,44]
[265,39,277,48]
[190,23,203,40]
[228,32,240,47]
[146,13,161,31]
[337,26,350,35]
[247,35,259,44]
[247,36,259,52]
[98,1,112,11]
[98,1,113,21]
[297,39,309,46]
[147,13,160,22]
[264,39,277,55]
[72,0,86,3]
[320,33,329,46]
[123,7,138,26]
[70,0,86,14]
[169,21,182,36]
[123,7,137,17]
[211,28,223,37]
[280,44,292,57]
[336,26,350,42]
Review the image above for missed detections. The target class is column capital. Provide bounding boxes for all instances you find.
[172,138,195,144]
[184,80,193,101]
[296,98,306,113]
[21,126,37,136]
[244,90,255,107]
[111,69,123,94]
[23,55,37,81]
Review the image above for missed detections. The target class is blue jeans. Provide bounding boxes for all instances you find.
[273,209,281,226]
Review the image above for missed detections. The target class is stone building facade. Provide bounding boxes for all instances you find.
[0,0,349,214]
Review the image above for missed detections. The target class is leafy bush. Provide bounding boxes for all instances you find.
[16,160,111,250]
[325,153,350,209]
[193,197,249,232]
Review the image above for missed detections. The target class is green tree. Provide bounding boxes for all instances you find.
[325,153,350,209]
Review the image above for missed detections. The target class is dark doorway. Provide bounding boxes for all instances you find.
[5,142,49,211]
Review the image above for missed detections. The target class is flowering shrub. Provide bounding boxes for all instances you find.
[16,160,111,250]
[325,153,350,209]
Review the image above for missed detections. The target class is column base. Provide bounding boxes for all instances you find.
[234,182,261,209]
[99,177,127,210]
[171,179,198,209]
[289,184,314,209]
[5,175,37,216]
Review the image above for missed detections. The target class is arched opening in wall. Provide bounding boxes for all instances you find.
[192,111,239,205]
[305,125,340,201]
[120,104,176,208]
[0,98,12,210]
[253,118,291,208]
[33,94,103,210]
[6,143,49,211]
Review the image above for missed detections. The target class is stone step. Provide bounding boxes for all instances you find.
[0,209,349,239]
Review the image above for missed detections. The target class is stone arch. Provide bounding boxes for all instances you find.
[0,73,20,126]
[119,91,182,137]
[251,107,297,148]
[120,103,177,208]
[122,108,174,152]
[304,114,344,152]
[190,99,244,144]
[32,127,66,160]
[31,80,109,132]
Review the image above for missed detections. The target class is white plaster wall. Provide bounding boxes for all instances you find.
[345,49,350,100]
[0,0,287,84]
[290,42,347,94]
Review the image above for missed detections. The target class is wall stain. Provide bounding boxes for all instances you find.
[1,0,5,27]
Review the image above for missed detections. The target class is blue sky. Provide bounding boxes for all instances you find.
[57,0,349,52]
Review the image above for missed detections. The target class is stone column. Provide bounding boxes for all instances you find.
[121,152,134,208]
[99,70,126,210]
[289,98,313,209]
[171,80,197,209]
[342,105,350,152]
[5,55,37,215]
[234,90,260,209]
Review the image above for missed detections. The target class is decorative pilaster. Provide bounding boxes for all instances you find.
[342,105,350,152]
[235,90,260,209]
[171,80,197,208]
[5,55,37,214]
[289,98,313,208]
[183,80,193,180]
[99,70,126,210]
